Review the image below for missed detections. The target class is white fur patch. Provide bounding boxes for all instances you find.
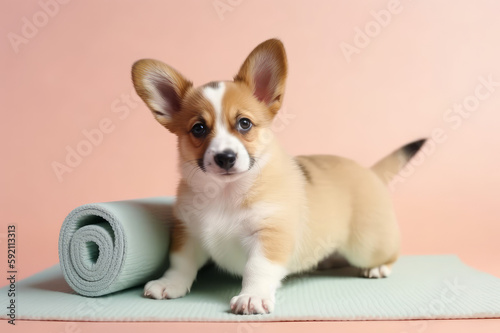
[144,236,208,299]
[203,82,225,118]
[230,248,287,314]
[174,164,284,313]
[176,186,278,276]
[202,82,251,175]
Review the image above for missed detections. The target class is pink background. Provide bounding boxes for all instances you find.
[1,0,499,331]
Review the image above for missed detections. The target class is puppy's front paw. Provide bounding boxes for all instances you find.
[144,277,190,300]
[230,294,274,315]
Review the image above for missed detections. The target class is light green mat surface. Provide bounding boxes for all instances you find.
[1,255,500,322]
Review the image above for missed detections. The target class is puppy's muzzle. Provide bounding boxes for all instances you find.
[214,149,237,171]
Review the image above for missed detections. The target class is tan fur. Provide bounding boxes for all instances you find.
[132,59,193,130]
[292,155,400,271]
[234,39,287,114]
[227,137,400,272]
[222,82,275,156]
[168,211,188,253]
[241,140,306,265]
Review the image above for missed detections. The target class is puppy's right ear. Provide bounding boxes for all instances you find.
[132,59,192,129]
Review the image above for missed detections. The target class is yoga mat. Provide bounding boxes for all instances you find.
[58,197,173,296]
[1,255,500,322]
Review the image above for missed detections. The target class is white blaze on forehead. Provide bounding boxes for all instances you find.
[203,82,235,151]
[203,82,226,120]
[202,82,251,173]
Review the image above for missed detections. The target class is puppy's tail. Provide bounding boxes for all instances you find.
[371,139,427,185]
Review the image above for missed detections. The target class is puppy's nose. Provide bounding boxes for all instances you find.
[214,150,236,171]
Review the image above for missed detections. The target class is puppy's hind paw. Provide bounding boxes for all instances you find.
[361,264,392,279]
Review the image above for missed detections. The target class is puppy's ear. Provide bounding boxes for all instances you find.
[132,59,192,129]
[234,39,288,114]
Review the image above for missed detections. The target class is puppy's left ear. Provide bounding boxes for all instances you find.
[234,38,288,114]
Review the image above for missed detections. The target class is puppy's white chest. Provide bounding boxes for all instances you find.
[196,202,254,275]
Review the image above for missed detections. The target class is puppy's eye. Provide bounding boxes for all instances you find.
[191,123,207,138]
[238,118,252,132]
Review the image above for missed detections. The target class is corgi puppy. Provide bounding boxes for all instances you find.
[132,39,426,315]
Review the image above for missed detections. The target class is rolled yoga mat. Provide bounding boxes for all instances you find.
[58,197,173,296]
